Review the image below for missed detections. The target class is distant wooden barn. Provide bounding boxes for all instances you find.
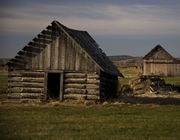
[7,20,122,101]
[143,45,180,76]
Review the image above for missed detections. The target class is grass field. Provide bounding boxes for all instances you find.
[0,104,180,140]
[0,69,180,139]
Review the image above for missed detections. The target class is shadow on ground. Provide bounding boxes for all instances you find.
[120,96,180,105]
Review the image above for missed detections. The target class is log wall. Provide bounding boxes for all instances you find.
[8,71,118,101]
[8,71,45,100]
[63,72,100,100]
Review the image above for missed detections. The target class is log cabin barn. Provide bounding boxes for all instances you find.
[7,20,123,101]
[143,45,180,76]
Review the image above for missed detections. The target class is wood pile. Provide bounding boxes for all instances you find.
[129,75,177,95]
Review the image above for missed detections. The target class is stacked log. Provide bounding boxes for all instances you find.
[86,73,100,100]
[63,72,100,100]
[63,72,87,100]
[8,71,45,100]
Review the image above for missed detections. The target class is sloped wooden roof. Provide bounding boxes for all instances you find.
[8,20,122,76]
[143,45,174,60]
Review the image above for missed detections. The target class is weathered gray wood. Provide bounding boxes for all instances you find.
[65,78,86,83]
[63,94,86,100]
[9,87,43,93]
[86,95,99,100]
[64,88,86,94]
[87,74,99,79]
[87,79,100,84]
[8,82,44,88]
[8,77,44,83]
[75,51,80,70]
[59,37,66,69]
[54,37,59,69]
[8,93,43,99]
[50,39,55,69]
[38,50,43,69]
[8,73,22,77]
[86,89,99,95]
[86,84,99,89]
[64,83,86,89]
[22,72,44,77]
[65,37,70,70]
[44,44,51,69]
[64,73,86,78]
[60,72,64,101]
[9,71,44,77]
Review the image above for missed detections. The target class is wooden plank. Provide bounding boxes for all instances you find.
[12,93,43,99]
[63,94,86,100]
[50,40,55,69]
[60,72,64,101]
[17,50,37,57]
[64,88,86,94]
[87,79,100,84]
[70,41,76,70]
[33,38,51,44]
[8,73,22,77]
[38,51,43,70]
[75,50,80,70]
[8,77,44,83]
[54,37,59,69]
[65,78,86,83]
[64,83,86,89]
[65,37,70,70]
[44,44,51,69]
[64,73,86,78]
[58,37,63,69]
[9,87,44,93]
[86,94,99,100]
[12,71,45,77]
[61,39,67,70]
[8,82,44,88]
[86,84,99,89]
[87,74,99,79]
[86,89,99,95]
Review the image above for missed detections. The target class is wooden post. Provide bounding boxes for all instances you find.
[59,72,64,101]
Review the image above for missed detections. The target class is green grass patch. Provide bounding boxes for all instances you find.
[120,67,142,78]
[163,77,180,86]
[0,105,180,140]
[118,77,130,86]
[0,71,8,99]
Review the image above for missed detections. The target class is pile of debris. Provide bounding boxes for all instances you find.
[119,75,179,97]
[129,75,178,95]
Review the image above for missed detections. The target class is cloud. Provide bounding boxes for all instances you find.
[1,2,180,36]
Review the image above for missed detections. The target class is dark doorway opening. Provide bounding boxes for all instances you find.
[47,73,60,99]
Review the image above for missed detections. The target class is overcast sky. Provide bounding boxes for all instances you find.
[0,0,180,58]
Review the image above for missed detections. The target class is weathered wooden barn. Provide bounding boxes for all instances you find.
[7,20,122,101]
[143,45,180,76]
